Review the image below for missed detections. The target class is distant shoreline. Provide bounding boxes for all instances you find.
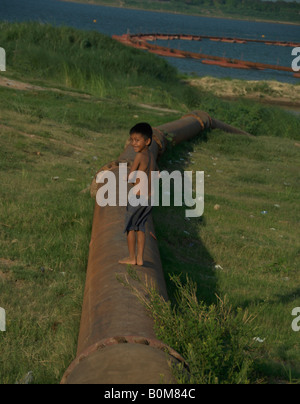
[58,0,300,26]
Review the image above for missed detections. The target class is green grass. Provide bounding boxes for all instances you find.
[153,130,300,382]
[0,22,299,384]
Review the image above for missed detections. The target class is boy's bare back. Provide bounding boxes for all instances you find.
[128,149,156,198]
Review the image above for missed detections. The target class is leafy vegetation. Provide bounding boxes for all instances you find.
[120,270,256,384]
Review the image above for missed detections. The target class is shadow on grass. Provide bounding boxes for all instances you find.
[152,130,218,306]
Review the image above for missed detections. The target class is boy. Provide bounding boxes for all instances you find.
[119,122,157,266]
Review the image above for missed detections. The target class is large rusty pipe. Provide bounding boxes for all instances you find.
[61,111,250,384]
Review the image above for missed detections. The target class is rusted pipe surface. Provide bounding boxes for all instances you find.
[62,344,180,384]
[211,118,254,137]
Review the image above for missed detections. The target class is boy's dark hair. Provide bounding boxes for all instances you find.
[130,122,152,145]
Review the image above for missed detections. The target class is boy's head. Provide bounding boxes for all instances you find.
[130,122,153,147]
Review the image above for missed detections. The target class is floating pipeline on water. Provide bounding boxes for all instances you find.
[123,33,300,48]
[112,33,300,78]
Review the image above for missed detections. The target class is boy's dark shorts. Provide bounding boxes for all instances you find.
[123,202,152,233]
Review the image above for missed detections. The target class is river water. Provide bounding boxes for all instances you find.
[0,0,299,83]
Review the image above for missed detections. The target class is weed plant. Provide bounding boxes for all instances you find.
[120,269,256,384]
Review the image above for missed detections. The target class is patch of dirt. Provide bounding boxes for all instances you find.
[189,77,300,110]
[137,103,181,114]
[0,75,91,99]
[0,75,181,115]
[0,122,85,152]
[0,270,10,281]
[0,258,17,281]
[0,258,16,268]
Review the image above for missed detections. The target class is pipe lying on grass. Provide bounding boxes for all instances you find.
[61,111,252,384]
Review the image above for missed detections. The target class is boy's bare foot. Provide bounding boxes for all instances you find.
[136,256,144,266]
[118,256,137,265]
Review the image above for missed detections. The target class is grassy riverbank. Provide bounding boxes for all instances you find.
[0,22,299,384]
[60,0,300,24]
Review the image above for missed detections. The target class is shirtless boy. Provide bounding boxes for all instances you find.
[119,122,157,266]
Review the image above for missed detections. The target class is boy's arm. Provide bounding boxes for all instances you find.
[129,153,141,174]
[128,153,142,182]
